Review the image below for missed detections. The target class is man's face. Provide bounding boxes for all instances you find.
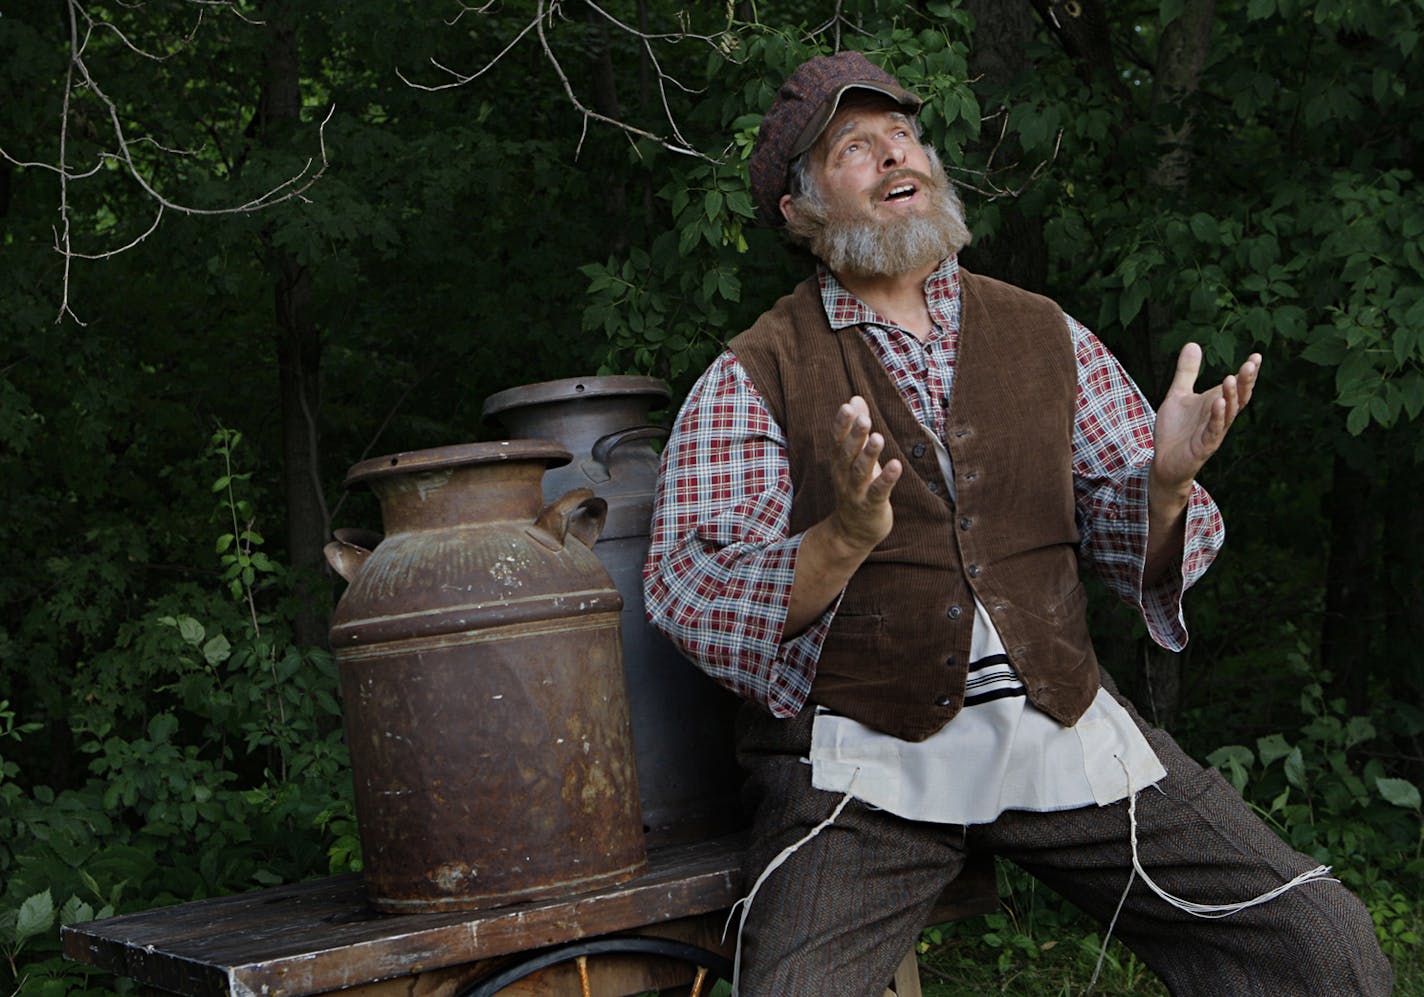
[778,92,971,279]
[808,97,935,225]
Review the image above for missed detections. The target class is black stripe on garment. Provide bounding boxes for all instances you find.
[964,686,1027,707]
[968,653,1012,673]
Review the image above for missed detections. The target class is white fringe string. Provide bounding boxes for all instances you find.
[1122,759,1336,918]
[1084,758,1337,993]
[1085,863,1137,992]
[723,769,861,997]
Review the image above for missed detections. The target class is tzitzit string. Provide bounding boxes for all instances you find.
[723,769,861,997]
[1084,757,1336,993]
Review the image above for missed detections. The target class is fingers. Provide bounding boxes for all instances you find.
[1216,352,1263,431]
[868,457,903,502]
[1168,342,1204,397]
[1234,353,1262,409]
[833,397,898,490]
[835,397,878,471]
[827,397,899,550]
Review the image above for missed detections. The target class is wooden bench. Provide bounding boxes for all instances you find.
[63,832,998,996]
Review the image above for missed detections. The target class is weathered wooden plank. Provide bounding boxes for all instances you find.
[63,835,746,997]
[64,835,999,997]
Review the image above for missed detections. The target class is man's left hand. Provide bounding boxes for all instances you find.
[1150,342,1262,495]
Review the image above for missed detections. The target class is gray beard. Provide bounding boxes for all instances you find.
[789,159,972,278]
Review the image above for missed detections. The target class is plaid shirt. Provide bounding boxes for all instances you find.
[645,256,1223,718]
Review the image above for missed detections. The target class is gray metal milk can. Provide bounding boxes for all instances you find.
[482,377,742,842]
[325,440,646,912]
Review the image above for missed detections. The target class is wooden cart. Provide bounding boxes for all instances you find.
[62,832,998,997]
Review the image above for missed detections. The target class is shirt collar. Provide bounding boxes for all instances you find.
[817,256,962,336]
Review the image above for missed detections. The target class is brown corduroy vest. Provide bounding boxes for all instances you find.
[730,269,1101,741]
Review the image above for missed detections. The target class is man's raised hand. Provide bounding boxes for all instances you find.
[829,396,903,553]
[1150,343,1262,496]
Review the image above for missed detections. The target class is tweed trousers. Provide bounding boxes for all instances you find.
[734,695,1393,996]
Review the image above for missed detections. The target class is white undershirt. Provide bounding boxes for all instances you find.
[805,434,1165,825]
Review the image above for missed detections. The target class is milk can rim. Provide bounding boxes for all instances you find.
[481,375,670,420]
[343,439,572,489]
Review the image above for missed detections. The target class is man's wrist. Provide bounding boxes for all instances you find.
[1147,462,1193,516]
[822,513,882,563]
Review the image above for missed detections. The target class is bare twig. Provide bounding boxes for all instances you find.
[0,0,331,323]
[401,0,726,162]
[395,11,541,91]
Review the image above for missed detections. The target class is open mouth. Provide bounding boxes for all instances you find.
[881,181,919,203]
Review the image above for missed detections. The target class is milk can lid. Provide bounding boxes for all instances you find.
[481,375,670,420]
[343,440,571,490]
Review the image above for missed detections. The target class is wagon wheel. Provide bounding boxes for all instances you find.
[457,935,733,997]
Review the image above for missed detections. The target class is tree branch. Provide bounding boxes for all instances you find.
[0,0,331,324]
[400,0,729,162]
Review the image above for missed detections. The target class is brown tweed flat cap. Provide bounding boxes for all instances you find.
[748,51,921,226]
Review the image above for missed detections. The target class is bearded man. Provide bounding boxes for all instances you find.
[644,52,1390,995]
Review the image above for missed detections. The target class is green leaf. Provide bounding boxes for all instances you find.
[1119,281,1150,327]
[16,889,56,942]
[726,190,755,218]
[148,712,179,743]
[1376,777,1421,810]
[1343,715,1375,748]
[59,895,95,926]
[1283,746,1307,788]
[1257,733,1293,766]
[1300,337,1347,366]
[1160,0,1184,26]
[177,616,205,646]
[1189,213,1218,243]
[203,634,232,666]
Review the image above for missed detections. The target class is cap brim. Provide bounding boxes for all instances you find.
[791,82,923,158]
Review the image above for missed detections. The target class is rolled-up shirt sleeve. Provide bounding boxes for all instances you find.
[644,350,830,717]
[1070,316,1224,651]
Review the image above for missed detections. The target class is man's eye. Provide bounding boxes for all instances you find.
[842,142,861,157]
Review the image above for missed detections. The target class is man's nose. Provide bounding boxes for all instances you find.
[879,141,905,170]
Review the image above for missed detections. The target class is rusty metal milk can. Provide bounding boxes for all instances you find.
[482,377,742,843]
[325,441,646,913]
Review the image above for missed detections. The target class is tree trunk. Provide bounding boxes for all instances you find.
[1383,448,1424,784]
[1148,0,1218,190]
[1321,452,1379,713]
[1134,0,1217,726]
[260,0,329,649]
[1029,0,1125,95]
[1383,453,1424,703]
[587,7,629,255]
[958,0,1048,291]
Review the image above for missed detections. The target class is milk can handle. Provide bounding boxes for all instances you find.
[530,488,608,551]
[590,425,670,466]
[323,527,382,582]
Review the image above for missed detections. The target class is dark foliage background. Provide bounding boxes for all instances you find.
[2,0,1421,992]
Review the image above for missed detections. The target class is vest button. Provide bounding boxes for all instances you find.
[965,471,978,481]
[927,481,941,495]
[934,694,953,708]
[946,655,957,666]
[946,604,962,619]
[911,443,927,458]
[959,517,972,530]
[967,564,980,578]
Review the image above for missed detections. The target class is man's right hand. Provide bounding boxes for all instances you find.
[829,396,902,554]
[783,397,902,638]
